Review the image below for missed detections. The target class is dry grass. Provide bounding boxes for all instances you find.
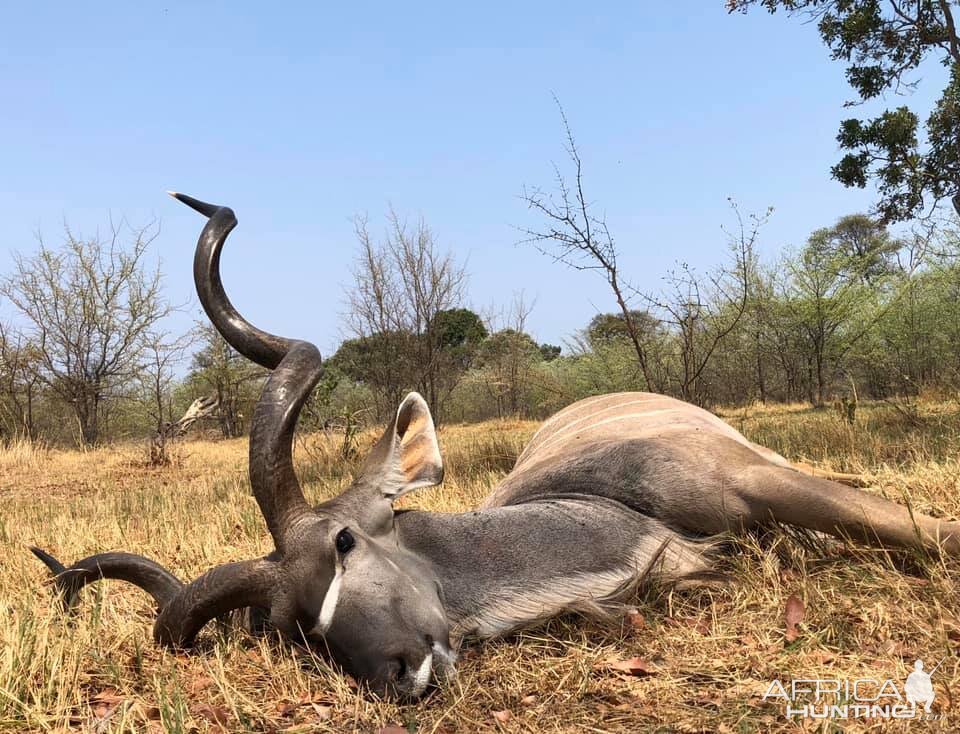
[0,437,50,474]
[3,401,960,732]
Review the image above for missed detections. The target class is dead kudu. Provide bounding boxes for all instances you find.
[32,195,960,699]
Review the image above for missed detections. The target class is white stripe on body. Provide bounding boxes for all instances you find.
[527,408,676,457]
[520,395,785,469]
[518,397,662,464]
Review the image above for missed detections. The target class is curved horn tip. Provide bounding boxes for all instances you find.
[29,545,66,575]
[168,191,222,218]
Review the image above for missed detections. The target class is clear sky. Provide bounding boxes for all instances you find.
[0,2,949,356]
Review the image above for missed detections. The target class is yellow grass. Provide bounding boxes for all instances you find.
[0,437,50,474]
[3,401,960,732]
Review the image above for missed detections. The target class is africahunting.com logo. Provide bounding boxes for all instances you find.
[762,659,942,720]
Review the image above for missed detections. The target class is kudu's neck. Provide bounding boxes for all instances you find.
[394,498,709,639]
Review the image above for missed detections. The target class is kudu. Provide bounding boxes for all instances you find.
[32,195,960,699]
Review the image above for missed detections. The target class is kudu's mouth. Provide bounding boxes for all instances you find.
[421,641,459,696]
[29,193,454,700]
[296,619,457,699]
[388,641,458,699]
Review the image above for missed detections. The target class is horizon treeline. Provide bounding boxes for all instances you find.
[2,204,960,449]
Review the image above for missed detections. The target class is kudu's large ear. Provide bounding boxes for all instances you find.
[358,392,443,499]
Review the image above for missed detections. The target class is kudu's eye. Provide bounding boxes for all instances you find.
[335,528,355,555]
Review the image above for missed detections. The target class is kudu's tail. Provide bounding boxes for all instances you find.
[30,546,184,611]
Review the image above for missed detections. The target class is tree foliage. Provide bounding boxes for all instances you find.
[342,212,479,421]
[1,221,170,445]
[0,323,42,439]
[187,324,263,438]
[729,0,960,221]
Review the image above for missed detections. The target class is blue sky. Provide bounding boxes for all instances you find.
[0,2,949,356]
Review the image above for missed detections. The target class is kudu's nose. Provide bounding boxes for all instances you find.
[391,639,457,699]
[430,638,458,682]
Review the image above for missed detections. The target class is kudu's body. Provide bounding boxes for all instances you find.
[32,196,960,699]
[397,391,960,639]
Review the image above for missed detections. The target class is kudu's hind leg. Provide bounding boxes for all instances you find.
[739,463,960,554]
[744,439,868,487]
[789,462,868,488]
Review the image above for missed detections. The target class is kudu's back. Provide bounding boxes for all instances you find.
[521,392,781,467]
[482,392,960,554]
[481,392,789,514]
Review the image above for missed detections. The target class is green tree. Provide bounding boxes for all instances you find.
[1,221,170,445]
[327,331,413,413]
[863,225,960,392]
[539,343,562,361]
[730,0,960,221]
[477,329,543,417]
[329,308,486,419]
[806,214,902,283]
[345,211,471,420]
[430,308,488,350]
[428,307,488,377]
[586,310,661,350]
[787,226,875,405]
[187,324,263,438]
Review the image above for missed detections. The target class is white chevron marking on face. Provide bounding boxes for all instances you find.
[310,561,343,635]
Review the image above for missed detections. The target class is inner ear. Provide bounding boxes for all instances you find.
[394,393,443,494]
[359,392,444,500]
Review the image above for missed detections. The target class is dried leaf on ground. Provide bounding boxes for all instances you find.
[193,703,230,725]
[601,656,657,676]
[624,607,646,631]
[785,593,805,642]
[188,675,214,694]
[90,689,125,705]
